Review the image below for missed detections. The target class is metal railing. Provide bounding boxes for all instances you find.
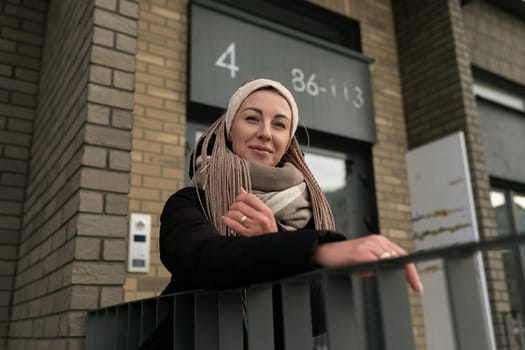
[86,234,525,350]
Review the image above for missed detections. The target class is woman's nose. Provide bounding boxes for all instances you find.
[257,122,272,140]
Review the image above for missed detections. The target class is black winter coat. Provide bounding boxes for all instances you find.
[160,186,346,294]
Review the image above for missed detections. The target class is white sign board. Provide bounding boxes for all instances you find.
[406,132,495,350]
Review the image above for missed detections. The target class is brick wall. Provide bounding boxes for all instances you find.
[393,0,507,348]
[3,0,139,348]
[0,1,47,349]
[125,0,188,301]
[463,0,525,85]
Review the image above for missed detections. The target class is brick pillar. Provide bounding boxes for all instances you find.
[393,0,508,348]
[5,0,139,349]
[0,1,47,349]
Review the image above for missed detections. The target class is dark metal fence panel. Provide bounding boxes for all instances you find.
[322,274,360,350]
[280,279,314,350]
[85,311,99,350]
[376,268,415,350]
[174,293,195,350]
[194,292,219,350]
[128,302,141,350]
[116,304,129,350]
[142,299,157,345]
[246,286,274,350]
[106,307,118,350]
[218,290,243,350]
[445,253,494,350]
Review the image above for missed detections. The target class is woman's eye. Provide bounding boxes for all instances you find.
[245,116,258,122]
[273,122,287,129]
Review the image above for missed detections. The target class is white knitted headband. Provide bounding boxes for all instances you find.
[224,79,299,137]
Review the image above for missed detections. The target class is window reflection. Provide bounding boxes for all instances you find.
[491,190,510,236]
[304,152,346,192]
[513,193,525,234]
[304,150,354,236]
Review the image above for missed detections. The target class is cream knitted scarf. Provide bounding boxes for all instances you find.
[192,156,313,232]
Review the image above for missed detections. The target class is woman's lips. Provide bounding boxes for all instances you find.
[249,145,272,154]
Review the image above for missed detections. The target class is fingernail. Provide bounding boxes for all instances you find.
[221,216,225,221]
[418,282,424,295]
[240,187,247,193]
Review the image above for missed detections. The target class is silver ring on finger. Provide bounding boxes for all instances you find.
[379,252,392,259]
[240,215,247,224]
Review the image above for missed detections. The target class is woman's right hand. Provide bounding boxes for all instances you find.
[313,234,423,294]
[222,188,278,236]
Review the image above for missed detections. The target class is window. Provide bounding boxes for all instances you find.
[490,186,525,315]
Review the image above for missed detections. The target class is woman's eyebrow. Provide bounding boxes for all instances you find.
[241,107,262,114]
[274,114,290,120]
[241,107,290,120]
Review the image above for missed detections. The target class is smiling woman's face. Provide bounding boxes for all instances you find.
[229,89,292,167]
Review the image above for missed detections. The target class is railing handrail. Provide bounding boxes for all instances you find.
[91,233,525,308]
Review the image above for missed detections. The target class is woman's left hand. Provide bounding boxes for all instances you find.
[223,188,278,236]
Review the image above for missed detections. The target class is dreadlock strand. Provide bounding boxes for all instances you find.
[283,137,336,231]
[201,116,252,236]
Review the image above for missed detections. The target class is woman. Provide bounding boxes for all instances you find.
[144,79,421,349]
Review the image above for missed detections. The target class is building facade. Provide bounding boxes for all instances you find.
[0,0,524,349]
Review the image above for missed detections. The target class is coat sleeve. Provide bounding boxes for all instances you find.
[159,187,346,292]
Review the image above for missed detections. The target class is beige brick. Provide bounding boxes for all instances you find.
[82,146,107,168]
[132,139,161,153]
[79,190,104,213]
[109,149,130,171]
[142,200,164,214]
[147,65,178,80]
[100,286,123,307]
[105,193,128,214]
[91,45,135,72]
[134,93,163,108]
[112,109,133,129]
[87,103,111,125]
[74,237,101,260]
[80,168,129,194]
[93,26,115,47]
[103,239,126,261]
[94,8,137,35]
[136,52,165,66]
[77,213,127,238]
[116,32,137,53]
[147,86,179,100]
[119,1,139,19]
[129,187,160,200]
[164,100,185,113]
[113,70,134,90]
[142,176,177,190]
[2,27,43,45]
[71,261,126,284]
[95,0,117,11]
[136,71,163,86]
[143,130,178,144]
[89,65,112,86]
[62,311,87,337]
[88,83,135,109]
[134,116,162,130]
[151,5,181,21]
[85,123,132,150]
